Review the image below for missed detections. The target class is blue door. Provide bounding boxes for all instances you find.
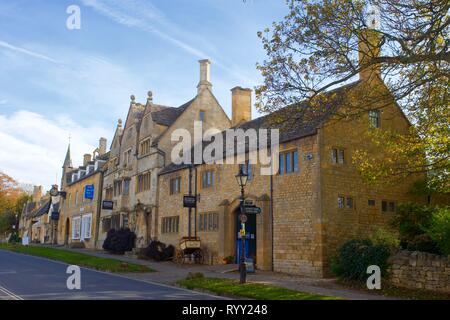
[236,210,257,263]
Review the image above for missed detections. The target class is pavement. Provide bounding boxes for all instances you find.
[58,247,397,300]
[0,249,225,300]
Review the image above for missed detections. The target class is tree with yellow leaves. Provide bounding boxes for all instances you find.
[256,0,449,192]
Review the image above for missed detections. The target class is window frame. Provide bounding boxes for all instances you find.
[81,213,92,240]
[201,170,215,189]
[369,109,381,128]
[72,216,81,240]
[279,149,299,175]
[170,176,182,195]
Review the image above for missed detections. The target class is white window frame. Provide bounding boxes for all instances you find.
[72,216,81,240]
[81,213,93,240]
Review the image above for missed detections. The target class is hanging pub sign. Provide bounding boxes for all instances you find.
[84,185,94,199]
[102,200,114,210]
[183,195,197,208]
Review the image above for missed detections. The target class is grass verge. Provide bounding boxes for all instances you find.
[177,276,339,300]
[0,243,153,273]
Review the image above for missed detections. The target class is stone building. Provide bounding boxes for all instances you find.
[57,140,109,249]
[97,59,230,249]
[155,31,424,277]
[19,186,59,244]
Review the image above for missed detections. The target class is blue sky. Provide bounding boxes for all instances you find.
[0,0,288,189]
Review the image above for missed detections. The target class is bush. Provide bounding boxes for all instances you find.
[8,233,20,244]
[102,228,136,254]
[331,239,390,281]
[406,234,441,254]
[425,207,450,255]
[141,240,174,261]
[391,203,434,245]
[369,227,400,252]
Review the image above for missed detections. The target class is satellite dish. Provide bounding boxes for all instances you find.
[367,4,380,30]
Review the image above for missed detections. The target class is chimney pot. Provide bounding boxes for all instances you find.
[231,86,252,126]
[197,59,212,93]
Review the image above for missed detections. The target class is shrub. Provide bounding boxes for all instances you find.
[331,239,390,281]
[391,203,434,245]
[425,207,450,255]
[141,240,174,261]
[369,227,400,252]
[102,228,136,254]
[406,234,441,254]
[8,233,20,244]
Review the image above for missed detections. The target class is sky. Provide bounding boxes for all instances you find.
[0,0,288,190]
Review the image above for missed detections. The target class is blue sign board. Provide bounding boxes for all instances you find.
[84,185,94,199]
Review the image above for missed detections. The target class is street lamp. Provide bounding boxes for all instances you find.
[235,166,248,284]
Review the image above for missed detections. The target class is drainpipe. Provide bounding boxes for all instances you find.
[194,166,198,238]
[94,169,104,249]
[270,173,274,271]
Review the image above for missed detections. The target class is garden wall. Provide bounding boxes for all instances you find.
[389,250,449,293]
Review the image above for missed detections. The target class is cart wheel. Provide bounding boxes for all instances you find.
[193,249,204,264]
[175,249,184,264]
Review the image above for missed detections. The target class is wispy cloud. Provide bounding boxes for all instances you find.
[82,0,208,58]
[0,110,110,189]
[0,40,60,64]
[0,99,7,105]
[81,0,255,85]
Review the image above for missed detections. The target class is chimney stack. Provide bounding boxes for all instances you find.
[83,154,92,166]
[231,87,252,126]
[197,59,212,93]
[99,137,107,156]
[358,28,382,82]
[32,186,43,202]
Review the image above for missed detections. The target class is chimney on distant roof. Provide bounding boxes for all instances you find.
[197,59,212,93]
[231,86,252,126]
[358,28,382,82]
[83,154,92,166]
[32,186,43,203]
[99,137,107,156]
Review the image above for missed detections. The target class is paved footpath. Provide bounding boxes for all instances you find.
[59,246,397,300]
[0,249,225,300]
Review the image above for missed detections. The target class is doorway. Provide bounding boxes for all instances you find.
[235,208,257,264]
[64,218,70,245]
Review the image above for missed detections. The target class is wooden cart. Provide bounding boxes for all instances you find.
[174,237,204,264]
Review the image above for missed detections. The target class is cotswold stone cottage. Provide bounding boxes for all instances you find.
[97,59,230,249]
[62,29,424,277]
[155,31,423,277]
[57,140,109,249]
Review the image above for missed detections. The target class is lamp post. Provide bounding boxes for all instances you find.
[235,166,248,284]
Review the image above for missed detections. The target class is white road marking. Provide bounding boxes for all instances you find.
[0,250,228,300]
[0,285,23,300]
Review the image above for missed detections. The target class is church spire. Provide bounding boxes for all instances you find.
[63,144,73,169]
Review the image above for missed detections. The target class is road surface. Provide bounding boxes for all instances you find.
[0,249,223,300]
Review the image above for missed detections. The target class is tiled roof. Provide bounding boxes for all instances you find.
[33,200,51,218]
[159,81,359,175]
[151,98,195,126]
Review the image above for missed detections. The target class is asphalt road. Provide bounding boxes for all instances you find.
[0,250,223,300]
